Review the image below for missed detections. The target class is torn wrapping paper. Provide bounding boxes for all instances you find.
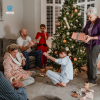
[80,91,94,100]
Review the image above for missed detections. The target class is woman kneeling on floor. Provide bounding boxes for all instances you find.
[3,44,36,86]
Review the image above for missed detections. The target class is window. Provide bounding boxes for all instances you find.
[41,0,95,36]
[77,0,95,26]
[45,0,64,36]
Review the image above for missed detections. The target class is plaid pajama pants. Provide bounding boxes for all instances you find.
[22,50,42,70]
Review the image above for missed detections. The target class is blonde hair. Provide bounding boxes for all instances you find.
[86,7,97,16]
[6,44,19,52]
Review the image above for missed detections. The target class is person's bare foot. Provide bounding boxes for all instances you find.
[60,83,67,87]
[55,84,61,87]
[35,66,41,70]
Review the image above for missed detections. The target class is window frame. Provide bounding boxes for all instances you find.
[41,0,95,36]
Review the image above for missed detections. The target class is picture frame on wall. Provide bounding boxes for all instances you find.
[0,0,3,21]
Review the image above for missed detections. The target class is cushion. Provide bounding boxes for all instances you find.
[31,95,62,100]
[3,38,16,56]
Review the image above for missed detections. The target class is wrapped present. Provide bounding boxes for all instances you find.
[73,68,79,77]
[71,32,86,42]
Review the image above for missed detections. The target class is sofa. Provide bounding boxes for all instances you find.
[0,38,36,71]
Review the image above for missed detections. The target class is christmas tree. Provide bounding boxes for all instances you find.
[47,0,87,72]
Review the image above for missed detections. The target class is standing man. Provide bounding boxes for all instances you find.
[17,29,42,70]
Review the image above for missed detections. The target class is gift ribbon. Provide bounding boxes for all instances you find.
[76,33,79,41]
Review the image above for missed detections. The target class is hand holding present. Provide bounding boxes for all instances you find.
[28,41,34,47]
[31,40,35,46]
[84,35,93,43]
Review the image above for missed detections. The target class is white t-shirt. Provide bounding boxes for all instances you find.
[17,36,32,53]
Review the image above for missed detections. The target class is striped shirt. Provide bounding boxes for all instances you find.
[0,72,27,100]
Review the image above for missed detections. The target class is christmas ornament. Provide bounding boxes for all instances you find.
[82,50,85,53]
[74,26,76,28]
[54,51,57,54]
[74,58,77,61]
[78,12,81,16]
[66,12,69,15]
[74,9,78,13]
[70,23,73,26]
[58,27,60,29]
[72,45,74,48]
[73,4,76,8]
[65,47,69,51]
[70,39,72,41]
[63,17,66,20]
[80,50,82,52]
[63,40,66,43]
[57,22,60,26]
[67,32,70,35]
[76,19,78,22]
[64,26,66,28]
[63,17,70,29]
[79,57,81,60]
[68,53,72,56]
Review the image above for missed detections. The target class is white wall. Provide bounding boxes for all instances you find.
[95,0,100,17]
[23,0,41,40]
[0,0,23,39]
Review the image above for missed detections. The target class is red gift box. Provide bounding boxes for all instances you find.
[71,32,86,42]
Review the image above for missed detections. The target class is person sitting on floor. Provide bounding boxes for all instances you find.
[3,44,36,87]
[17,28,42,70]
[43,49,73,87]
[0,71,28,100]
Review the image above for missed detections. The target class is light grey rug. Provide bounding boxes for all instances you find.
[26,68,100,100]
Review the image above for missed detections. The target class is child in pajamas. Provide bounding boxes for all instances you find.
[43,49,73,87]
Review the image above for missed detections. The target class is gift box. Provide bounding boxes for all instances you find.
[71,32,86,42]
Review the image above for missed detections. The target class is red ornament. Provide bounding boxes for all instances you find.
[74,9,78,13]
[54,51,57,54]
[74,58,77,61]
[57,22,60,26]
[63,40,66,43]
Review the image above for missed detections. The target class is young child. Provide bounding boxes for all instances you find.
[43,49,73,87]
[35,24,49,68]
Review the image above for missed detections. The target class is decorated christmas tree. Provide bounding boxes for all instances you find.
[47,0,87,72]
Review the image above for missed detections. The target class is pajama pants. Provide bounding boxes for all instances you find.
[22,50,42,70]
[22,71,36,86]
[46,70,69,85]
